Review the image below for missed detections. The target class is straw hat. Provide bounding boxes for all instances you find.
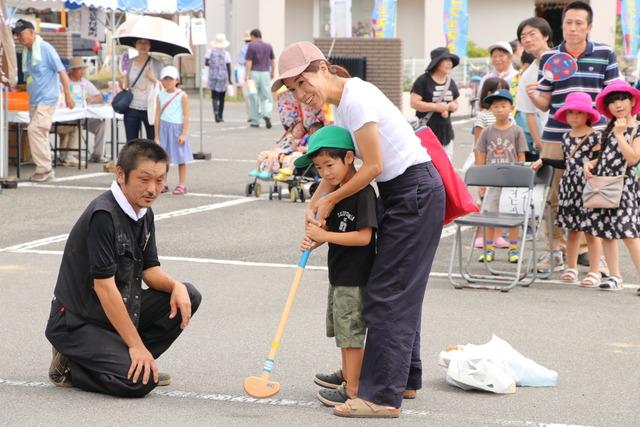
[69,57,88,69]
[210,33,230,49]
[243,31,251,42]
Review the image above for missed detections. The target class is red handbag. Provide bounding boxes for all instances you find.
[416,127,479,224]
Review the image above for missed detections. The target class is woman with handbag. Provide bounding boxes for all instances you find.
[273,41,445,418]
[531,92,604,287]
[584,81,640,292]
[122,38,163,141]
[206,33,231,123]
[409,47,460,159]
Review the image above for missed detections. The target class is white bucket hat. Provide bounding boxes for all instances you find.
[210,33,230,49]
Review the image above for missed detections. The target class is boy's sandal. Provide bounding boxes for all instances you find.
[172,185,186,195]
[314,369,344,389]
[599,276,623,291]
[333,398,400,419]
[317,383,351,407]
[560,268,578,283]
[161,185,169,193]
[579,272,601,288]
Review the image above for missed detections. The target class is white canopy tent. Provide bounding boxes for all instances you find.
[1,0,205,181]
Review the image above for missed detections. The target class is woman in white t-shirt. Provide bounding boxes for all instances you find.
[273,41,445,418]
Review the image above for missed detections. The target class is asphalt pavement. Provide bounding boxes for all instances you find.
[0,96,638,427]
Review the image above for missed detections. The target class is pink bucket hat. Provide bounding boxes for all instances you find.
[554,92,600,124]
[595,80,640,119]
[271,41,327,92]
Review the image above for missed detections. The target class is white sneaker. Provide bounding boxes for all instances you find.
[30,169,55,182]
[61,156,79,167]
[536,251,565,273]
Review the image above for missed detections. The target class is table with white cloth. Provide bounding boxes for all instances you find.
[7,105,121,178]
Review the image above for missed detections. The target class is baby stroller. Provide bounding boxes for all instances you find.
[245,90,324,201]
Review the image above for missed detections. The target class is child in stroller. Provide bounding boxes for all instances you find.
[245,89,325,201]
[276,121,324,202]
[248,121,307,180]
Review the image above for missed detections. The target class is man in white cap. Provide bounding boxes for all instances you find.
[479,41,518,89]
[66,57,108,163]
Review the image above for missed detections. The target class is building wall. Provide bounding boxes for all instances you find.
[397,0,425,59]
[314,37,403,107]
[590,0,616,48]
[285,0,315,47]
[259,0,286,55]
[468,0,534,49]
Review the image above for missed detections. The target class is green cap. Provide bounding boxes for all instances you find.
[294,125,355,168]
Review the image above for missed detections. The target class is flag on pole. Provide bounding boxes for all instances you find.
[371,0,397,38]
[443,0,468,57]
[621,0,639,58]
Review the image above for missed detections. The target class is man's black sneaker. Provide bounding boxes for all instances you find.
[314,369,344,389]
[317,383,350,407]
[158,372,171,386]
[48,347,72,388]
[264,116,272,129]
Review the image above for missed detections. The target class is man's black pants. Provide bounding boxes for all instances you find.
[45,283,201,398]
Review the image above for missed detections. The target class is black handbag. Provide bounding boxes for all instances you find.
[112,57,151,114]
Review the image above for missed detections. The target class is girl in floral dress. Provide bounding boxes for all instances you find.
[584,81,640,292]
[532,92,604,287]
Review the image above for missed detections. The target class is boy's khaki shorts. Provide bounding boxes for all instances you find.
[326,285,366,348]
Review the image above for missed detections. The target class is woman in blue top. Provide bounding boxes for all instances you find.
[272,41,445,418]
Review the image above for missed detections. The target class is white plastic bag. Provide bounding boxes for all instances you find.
[201,66,208,89]
[447,357,516,394]
[227,83,236,97]
[247,79,257,95]
[440,335,558,393]
[146,82,161,123]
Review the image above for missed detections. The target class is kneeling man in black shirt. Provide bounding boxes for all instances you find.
[45,139,202,398]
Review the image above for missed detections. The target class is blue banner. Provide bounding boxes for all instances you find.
[443,0,468,57]
[371,0,397,38]
[622,0,639,58]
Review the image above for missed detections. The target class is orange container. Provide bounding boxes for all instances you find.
[8,91,30,111]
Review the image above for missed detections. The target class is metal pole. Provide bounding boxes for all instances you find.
[198,43,203,154]
[0,84,7,181]
[110,8,116,161]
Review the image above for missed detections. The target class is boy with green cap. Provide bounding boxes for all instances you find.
[297,125,378,407]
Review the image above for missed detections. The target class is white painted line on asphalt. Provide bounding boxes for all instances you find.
[153,197,256,221]
[0,234,70,253]
[18,182,245,199]
[452,117,476,125]
[10,249,638,290]
[2,222,456,255]
[50,172,110,182]
[0,377,592,426]
[0,198,258,253]
[210,157,255,163]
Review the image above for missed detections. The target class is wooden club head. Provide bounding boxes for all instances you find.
[243,376,281,398]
